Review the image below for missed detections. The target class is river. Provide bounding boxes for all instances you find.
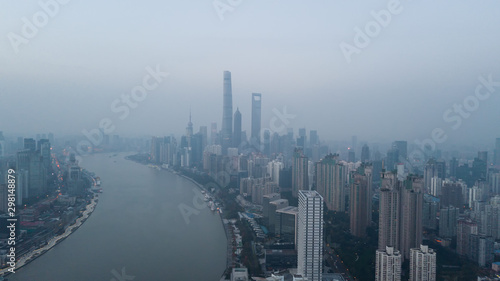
[8,152,227,281]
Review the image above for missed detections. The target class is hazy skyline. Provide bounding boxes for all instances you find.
[1,1,500,146]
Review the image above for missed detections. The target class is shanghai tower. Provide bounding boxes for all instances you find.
[222,71,233,154]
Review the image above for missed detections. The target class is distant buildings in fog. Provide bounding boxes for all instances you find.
[141,70,500,280]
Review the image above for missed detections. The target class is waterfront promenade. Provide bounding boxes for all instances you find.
[0,195,99,277]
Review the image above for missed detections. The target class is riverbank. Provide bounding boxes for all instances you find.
[0,194,99,277]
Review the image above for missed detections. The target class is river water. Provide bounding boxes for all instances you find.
[9,152,226,281]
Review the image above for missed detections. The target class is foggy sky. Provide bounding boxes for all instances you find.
[1,1,500,147]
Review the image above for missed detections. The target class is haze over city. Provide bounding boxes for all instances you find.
[1,1,500,145]
[2,1,500,281]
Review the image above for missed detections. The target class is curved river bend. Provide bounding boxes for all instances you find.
[9,152,226,281]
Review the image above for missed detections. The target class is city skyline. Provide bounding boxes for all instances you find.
[1,2,500,145]
[2,1,500,280]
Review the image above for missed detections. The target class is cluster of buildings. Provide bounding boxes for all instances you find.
[0,133,94,269]
[146,71,500,280]
[374,171,436,281]
[228,190,325,281]
[419,148,500,269]
[9,137,52,203]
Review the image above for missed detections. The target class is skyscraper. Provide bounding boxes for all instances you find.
[251,93,262,144]
[361,144,370,163]
[150,136,162,164]
[297,128,306,148]
[473,152,488,181]
[350,165,373,237]
[199,126,208,151]
[439,206,458,238]
[422,196,438,230]
[315,154,347,211]
[186,111,193,148]
[16,149,47,198]
[211,122,218,145]
[449,157,458,178]
[470,235,494,267]
[263,130,271,156]
[233,108,242,149]
[457,218,478,257]
[393,141,408,160]
[348,149,355,163]
[490,172,500,194]
[309,130,318,148]
[424,159,445,193]
[24,138,36,151]
[38,139,51,172]
[378,172,423,260]
[292,148,309,198]
[375,246,401,281]
[441,182,464,209]
[297,190,323,281]
[0,132,5,157]
[385,147,399,171]
[222,71,233,154]
[379,172,400,251]
[299,128,306,138]
[410,245,436,281]
[400,176,424,260]
[494,138,500,166]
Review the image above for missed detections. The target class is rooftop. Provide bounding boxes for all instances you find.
[299,190,322,198]
[270,199,289,205]
[276,206,298,215]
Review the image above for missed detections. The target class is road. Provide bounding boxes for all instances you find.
[325,245,355,281]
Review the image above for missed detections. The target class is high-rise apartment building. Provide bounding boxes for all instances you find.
[441,182,464,209]
[379,172,400,251]
[315,154,347,211]
[422,196,439,230]
[439,206,459,238]
[297,190,323,281]
[409,245,436,281]
[457,219,478,257]
[350,165,373,237]
[292,148,309,198]
[400,176,424,260]
[378,172,423,260]
[375,246,401,281]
